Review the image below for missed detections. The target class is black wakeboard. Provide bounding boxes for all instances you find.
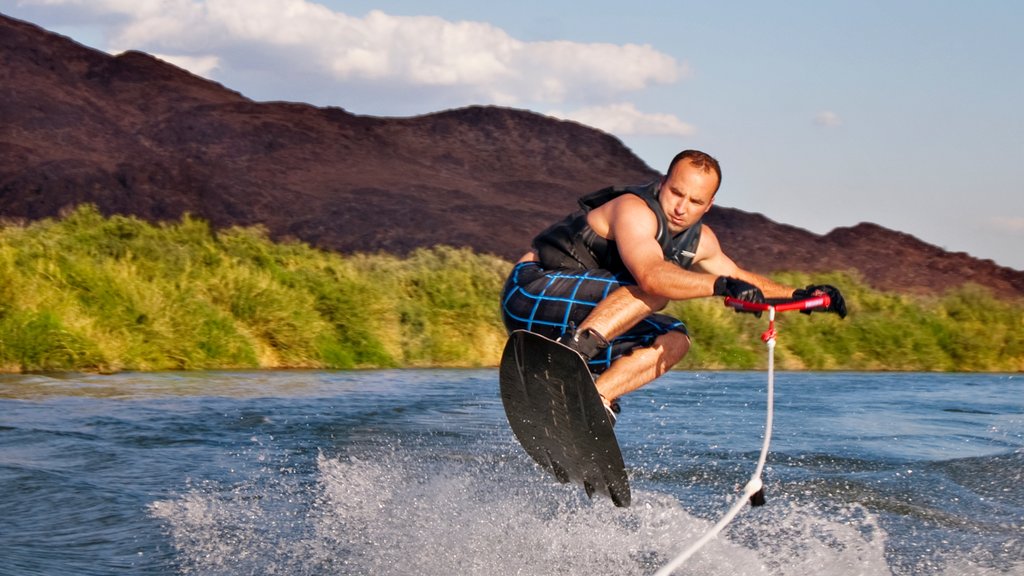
[499,329,630,507]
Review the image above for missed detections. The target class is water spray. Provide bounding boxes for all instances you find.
[653,294,830,575]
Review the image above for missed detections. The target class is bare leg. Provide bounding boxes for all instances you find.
[571,285,687,405]
[594,330,690,402]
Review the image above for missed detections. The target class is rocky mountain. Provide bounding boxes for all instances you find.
[2,13,1022,297]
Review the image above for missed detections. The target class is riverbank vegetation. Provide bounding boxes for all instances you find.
[1,206,1020,373]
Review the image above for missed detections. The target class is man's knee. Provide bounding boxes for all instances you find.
[657,330,691,364]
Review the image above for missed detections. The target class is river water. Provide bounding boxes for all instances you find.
[0,370,1021,575]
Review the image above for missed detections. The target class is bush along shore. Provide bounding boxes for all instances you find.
[0,206,1021,373]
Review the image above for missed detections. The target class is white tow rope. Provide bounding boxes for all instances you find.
[653,307,779,576]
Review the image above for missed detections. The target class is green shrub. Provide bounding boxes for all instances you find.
[0,205,1019,373]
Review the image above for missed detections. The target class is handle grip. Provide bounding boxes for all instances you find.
[724,295,831,313]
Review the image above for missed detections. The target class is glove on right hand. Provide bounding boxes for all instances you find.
[714,276,765,316]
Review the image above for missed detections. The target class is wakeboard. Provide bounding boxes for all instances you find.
[499,329,631,507]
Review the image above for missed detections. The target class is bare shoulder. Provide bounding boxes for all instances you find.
[692,224,739,275]
[591,193,658,240]
[695,223,723,256]
[609,192,654,216]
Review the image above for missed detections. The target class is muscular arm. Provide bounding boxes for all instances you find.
[690,226,795,299]
[595,195,794,301]
[599,196,719,300]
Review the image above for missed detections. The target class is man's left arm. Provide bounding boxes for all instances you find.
[695,252,795,299]
[692,226,848,317]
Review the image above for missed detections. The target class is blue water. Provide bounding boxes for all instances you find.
[0,370,1021,575]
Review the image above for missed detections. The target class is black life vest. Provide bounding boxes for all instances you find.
[532,181,703,279]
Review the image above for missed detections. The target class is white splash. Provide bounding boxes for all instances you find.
[149,446,1001,575]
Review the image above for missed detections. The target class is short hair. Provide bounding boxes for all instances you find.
[666,150,722,194]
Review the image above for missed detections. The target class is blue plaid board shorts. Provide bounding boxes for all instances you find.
[500,261,688,374]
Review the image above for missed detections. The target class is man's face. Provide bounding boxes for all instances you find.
[658,159,718,234]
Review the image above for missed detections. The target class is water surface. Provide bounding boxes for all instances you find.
[1,370,1021,575]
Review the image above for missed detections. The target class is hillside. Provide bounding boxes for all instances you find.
[2,13,1022,297]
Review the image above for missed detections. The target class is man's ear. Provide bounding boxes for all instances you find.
[703,194,715,215]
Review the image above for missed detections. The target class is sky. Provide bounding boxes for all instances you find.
[3,0,1023,270]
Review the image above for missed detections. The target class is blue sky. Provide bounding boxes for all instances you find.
[4,0,1023,270]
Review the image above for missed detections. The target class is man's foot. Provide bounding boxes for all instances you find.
[557,326,609,361]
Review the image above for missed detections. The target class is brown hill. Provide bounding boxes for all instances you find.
[2,13,1022,297]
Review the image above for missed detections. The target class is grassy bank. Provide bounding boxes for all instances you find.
[0,206,1020,373]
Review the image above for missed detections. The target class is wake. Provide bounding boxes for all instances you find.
[149,445,912,576]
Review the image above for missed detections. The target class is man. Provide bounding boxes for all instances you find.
[500,149,846,421]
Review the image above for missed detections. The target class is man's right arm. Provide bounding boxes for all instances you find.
[603,196,720,301]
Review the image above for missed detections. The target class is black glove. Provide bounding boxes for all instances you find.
[792,284,847,319]
[714,276,765,316]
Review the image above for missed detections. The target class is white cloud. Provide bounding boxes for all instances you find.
[813,110,843,128]
[549,103,695,137]
[19,0,685,108]
[990,216,1024,234]
[152,53,221,76]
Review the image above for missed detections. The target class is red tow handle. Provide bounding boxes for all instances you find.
[723,295,831,313]
[725,294,831,344]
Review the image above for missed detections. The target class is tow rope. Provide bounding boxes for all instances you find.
[653,294,830,575]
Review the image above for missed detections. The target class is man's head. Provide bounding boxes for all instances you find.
[659,149,721,234]
[665,150,722,195]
